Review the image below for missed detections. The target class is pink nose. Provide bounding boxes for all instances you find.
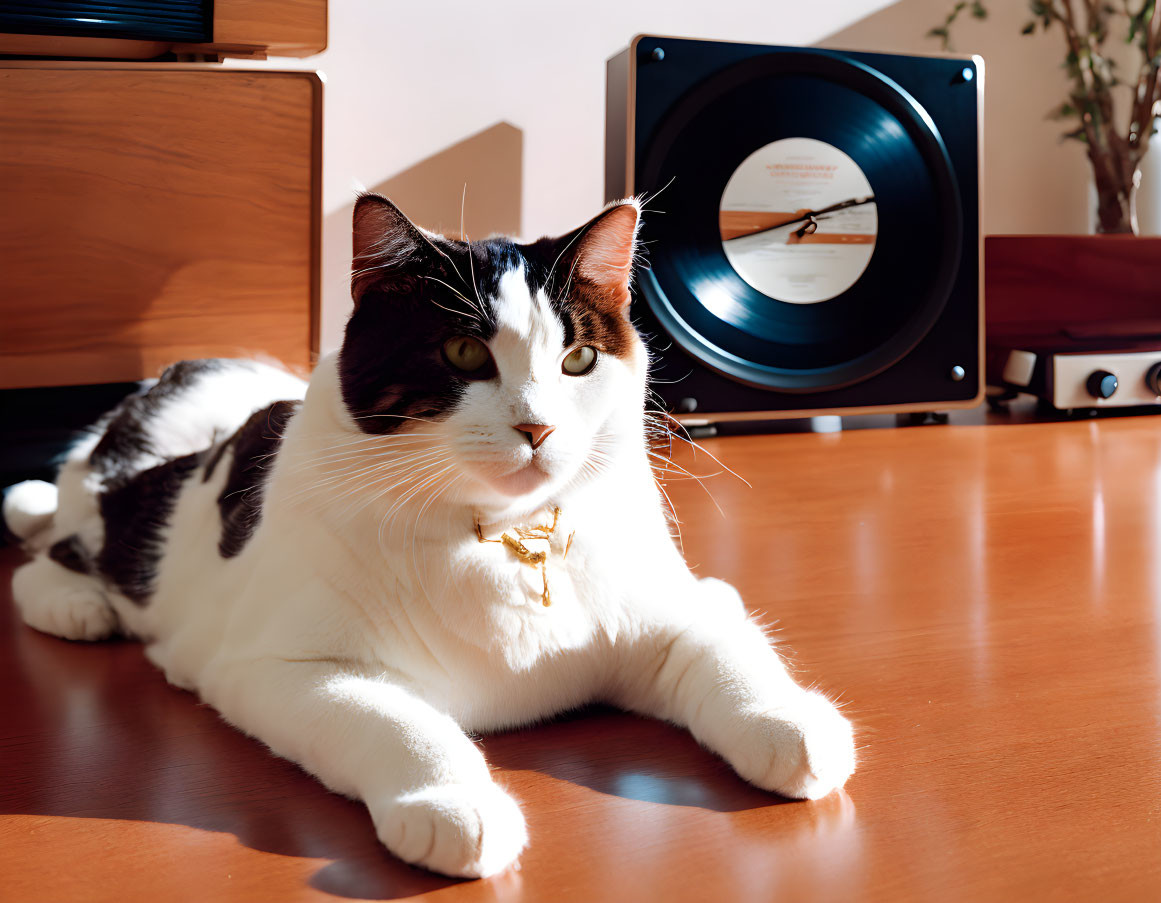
[514,423,556,450]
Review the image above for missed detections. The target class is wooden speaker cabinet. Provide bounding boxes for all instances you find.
[0,62,322,389]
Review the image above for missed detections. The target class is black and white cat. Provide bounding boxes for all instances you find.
[5,196,855,878]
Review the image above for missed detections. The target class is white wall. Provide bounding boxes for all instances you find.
[238,2,1124,352]
[241,1,897,351]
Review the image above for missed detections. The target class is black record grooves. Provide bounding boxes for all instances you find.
[638,50,963,392]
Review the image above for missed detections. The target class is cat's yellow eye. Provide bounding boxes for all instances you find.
[562,345,597,376]
[443,336,494,377]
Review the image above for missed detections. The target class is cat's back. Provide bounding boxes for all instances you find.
[88,359,305,488]
[15,359,307,645]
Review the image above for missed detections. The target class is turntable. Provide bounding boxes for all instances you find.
[606,35,983,423]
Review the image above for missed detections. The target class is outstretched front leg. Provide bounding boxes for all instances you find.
[610,576,856,800]
[199,657,526,878]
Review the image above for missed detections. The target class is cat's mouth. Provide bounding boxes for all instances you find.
[487,460,551,496]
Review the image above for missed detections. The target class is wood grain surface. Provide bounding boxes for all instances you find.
[0,65,321,389]
[211,0,327,56]
[3,415,1161,901]
[985,235,1161,339]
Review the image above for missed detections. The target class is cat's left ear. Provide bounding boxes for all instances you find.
[558,199,641,309]
[350,193,434,305]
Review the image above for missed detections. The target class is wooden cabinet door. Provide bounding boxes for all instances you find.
[0,64,320,389]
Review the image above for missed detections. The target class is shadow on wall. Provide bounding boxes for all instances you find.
[320,122,523,350]
[818,0,1090,236]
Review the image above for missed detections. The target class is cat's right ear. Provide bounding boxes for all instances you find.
[350,193,430,304]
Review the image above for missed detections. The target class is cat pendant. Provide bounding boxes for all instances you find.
[475,508,574,606]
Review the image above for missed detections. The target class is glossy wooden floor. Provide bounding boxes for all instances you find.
[4,414,1161,902]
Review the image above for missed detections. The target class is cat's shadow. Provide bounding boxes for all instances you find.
[3,592,793,901]
[484,704,789,812]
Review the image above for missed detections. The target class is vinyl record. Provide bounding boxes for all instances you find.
[638,50,963,392]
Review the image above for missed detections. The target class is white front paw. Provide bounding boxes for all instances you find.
[376,782,527,879]
[737,692,856,800]
[13,557,117,641]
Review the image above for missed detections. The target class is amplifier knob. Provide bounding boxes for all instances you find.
[1086,369,1118,400]
[1146,362,1161,396]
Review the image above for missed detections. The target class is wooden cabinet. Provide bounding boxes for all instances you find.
[0,64,321,389]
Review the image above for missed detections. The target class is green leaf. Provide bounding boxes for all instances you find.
[970,1,987,18]
[1022,20,1036,34]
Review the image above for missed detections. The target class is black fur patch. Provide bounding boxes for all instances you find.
[90,359,226,489]
[97,452,203,605]
[340,236,501,436]
[48,535,92,575]
[216,400,300,558]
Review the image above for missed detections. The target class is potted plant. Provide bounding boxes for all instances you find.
[931,1,1161,234]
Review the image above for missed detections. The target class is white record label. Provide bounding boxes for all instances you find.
[719,137,877,304]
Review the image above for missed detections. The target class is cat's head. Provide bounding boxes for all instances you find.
[338,194,646,515]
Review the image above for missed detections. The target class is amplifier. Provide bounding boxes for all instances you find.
[986,235,1161,412]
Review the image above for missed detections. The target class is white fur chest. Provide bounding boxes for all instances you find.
[433,515,606,672]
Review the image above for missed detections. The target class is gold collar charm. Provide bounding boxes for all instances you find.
[475,507,573,606]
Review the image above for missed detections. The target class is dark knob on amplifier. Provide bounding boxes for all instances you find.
[1146,362,1161,396]
[1086,369,1118,400]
